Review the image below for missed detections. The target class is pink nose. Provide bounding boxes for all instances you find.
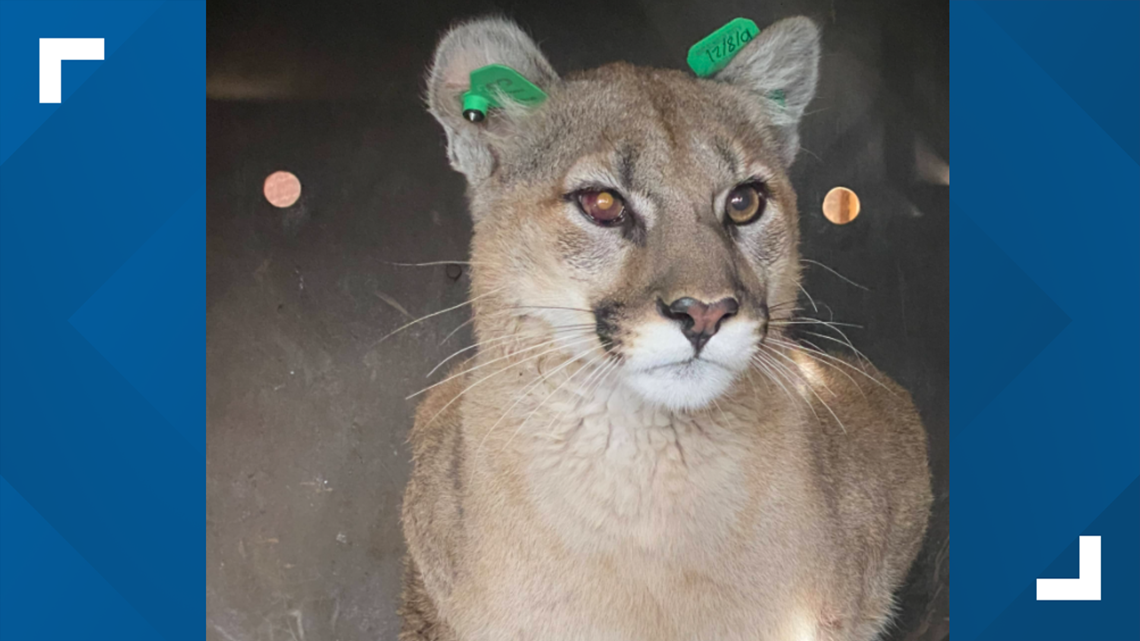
[658,297,740,352]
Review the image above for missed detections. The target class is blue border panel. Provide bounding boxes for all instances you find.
[0,1,204,639]
[952,2,1139,640]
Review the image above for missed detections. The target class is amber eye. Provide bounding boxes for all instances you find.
[576,190,626,226]
[725,182,767,225]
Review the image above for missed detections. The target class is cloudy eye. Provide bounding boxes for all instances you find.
[576,190,627,226]
[725,182,768,225]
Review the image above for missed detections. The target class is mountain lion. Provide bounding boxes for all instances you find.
[400,16,931,641]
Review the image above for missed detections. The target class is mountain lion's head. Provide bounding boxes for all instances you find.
[426,16,820,410]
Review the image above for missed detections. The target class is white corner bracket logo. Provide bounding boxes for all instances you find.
[39,38,104,103]
[1036,535,1101,601]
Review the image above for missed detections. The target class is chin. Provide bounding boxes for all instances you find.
[623,360,740,411]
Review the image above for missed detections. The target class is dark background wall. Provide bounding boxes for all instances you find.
[205,1,949,639]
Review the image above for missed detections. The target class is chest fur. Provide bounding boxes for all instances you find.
[534,398,752,555]
[452,382,828,640]
[466,382,810,559]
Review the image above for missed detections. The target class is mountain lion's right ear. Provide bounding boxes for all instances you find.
[713,17,820,165]
[426,17,559,184]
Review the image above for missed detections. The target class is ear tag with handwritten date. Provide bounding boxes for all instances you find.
[688,19,789,109]
[687,18,761,77]
[461,64,548,123]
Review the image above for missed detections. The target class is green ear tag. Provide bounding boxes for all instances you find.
[687,18,761,77]
[460,64,548,123]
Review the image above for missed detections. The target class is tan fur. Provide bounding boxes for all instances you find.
[400,16,932,641]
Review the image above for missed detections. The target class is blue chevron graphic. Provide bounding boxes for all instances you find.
[0,477,161,640]
[949,204,1070,435]
[978,1,1139,166]
[69,187,205,454]
[0,1,203,638]
[980,477,1140,640]
[952,3,1139,640]
[0,1,163,165]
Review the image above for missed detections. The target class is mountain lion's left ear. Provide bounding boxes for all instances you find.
[713,17,820,165]
[425,17,559,186]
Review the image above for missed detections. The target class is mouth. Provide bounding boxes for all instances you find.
[639,357,730,374]
[622,356,740,410]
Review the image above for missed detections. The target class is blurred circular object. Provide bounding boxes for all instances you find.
[822,186,860,225]
[445,263,463,280]
[264,171,301,208]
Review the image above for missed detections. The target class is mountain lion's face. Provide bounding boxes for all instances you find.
[427,18,819,410]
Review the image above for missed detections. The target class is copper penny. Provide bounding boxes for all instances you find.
[822,186,860,225]
[264,171,302,208]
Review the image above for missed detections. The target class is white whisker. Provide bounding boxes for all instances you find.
[371,286,505,348]
[797,283,819,314]
[380,260,474,267]
[767,337,867,399]
[424,325,593,379]
[784,337,898,398]
[761,344,847,434]
[438,316,476,346]
[799,330,872,366]
[545,356,618,438]
[497,351,606,451]
[419,335,599,428]
[751,351,812,419]
[769,319,863,329]
[408,333,596,400]
[800,258,870,291]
